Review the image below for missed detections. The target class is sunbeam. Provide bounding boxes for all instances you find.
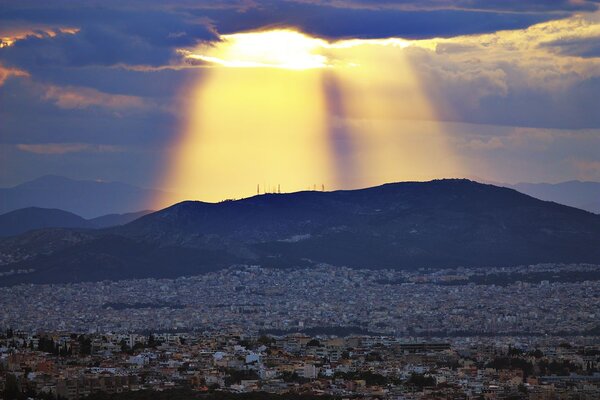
[158,29,463,205]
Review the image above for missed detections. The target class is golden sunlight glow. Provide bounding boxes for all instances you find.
[183,30,328,70]
[157,29,463,206]
[164,67,333,202]
[323,39,461,187]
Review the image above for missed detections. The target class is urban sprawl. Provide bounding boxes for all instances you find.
[2,264,600,399]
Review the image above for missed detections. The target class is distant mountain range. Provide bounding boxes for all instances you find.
[0,208,153,237]
[506,181,600,214]
[0,175,167,218]
[1,179,599,286]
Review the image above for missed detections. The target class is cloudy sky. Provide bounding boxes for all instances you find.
[1,0,599,202]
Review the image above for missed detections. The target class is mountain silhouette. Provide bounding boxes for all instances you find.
[1,179,599,285]
[0,207,153,237]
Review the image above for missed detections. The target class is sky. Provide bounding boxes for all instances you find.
[1,0,600,204]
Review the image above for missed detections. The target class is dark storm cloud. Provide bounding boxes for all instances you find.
[1,0,597,73]
[453,0,600,12]
[195,2,571,39]
[290,0,600,12]
[0,6,218,68]
[228,0,600,39]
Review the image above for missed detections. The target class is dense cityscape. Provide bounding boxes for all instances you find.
[2,264,600,399]
[2,326,600,399]
[1,264,599,336]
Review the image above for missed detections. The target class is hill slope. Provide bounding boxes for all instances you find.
[0,208,153,237]
[89,210,154,228]
[1,179,600,285]
[0,207,93,237]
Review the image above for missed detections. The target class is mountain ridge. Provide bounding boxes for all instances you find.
[0,207,154,237]
[0,207,94,237]
[1,179,600,286]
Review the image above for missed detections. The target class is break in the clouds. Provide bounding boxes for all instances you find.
[1,0,600,190]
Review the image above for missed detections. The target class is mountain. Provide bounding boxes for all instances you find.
[508,181,600,214]
[0,175,168,218]
[0,207,93,237]
[1,179,600,286]
[88,210,154,228]
[0,207,153,237]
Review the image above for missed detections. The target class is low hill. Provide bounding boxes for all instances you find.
[0,207,93,237]
[0,208,153,237]
[1,179,600,285]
